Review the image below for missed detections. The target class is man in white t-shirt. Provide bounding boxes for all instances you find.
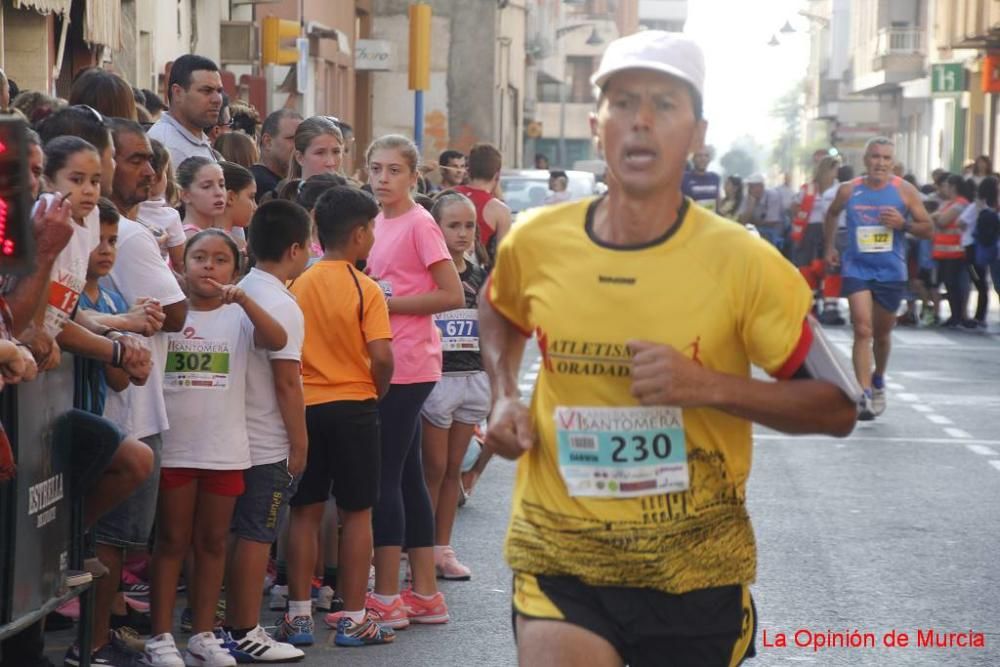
[83,119,189,662]
[224,200,311,661]
[147,54,222,166]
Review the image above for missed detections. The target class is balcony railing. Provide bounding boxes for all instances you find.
[875,28,925,56]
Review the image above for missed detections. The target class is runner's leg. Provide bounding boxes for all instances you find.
[516,617,623,667]
[848,290,875,389]
[872,300,896,378]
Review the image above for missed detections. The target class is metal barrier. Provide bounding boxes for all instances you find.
[0,355,94,666]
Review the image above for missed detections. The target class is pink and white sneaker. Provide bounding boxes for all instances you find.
[364,593,410,630]
[400,588,450,624]
[434,545,472,581]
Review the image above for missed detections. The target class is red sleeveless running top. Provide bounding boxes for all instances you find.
[453,185,497,248]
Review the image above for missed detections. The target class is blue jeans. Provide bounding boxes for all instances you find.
[94,433,162,549]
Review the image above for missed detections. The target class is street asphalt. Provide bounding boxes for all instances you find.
[45,324,1000,666]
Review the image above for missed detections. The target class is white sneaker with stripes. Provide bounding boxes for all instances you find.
[229,625,305,664]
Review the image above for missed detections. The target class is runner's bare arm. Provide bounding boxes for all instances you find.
[486,199,513,245]
[480,296,535,459]
[628,340,856,437]
[822,182,852,253]
[901,182,933,240]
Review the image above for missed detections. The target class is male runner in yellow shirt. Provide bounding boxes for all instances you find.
[481,31,859,667]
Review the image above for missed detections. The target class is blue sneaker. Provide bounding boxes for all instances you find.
[180,607,193,633]
[335,612,395,647]
[274,614,314,647]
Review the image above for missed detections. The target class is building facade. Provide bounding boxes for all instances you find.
[524,0,644,170]
[368,0,527,167]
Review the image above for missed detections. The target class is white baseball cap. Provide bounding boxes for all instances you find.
[745,173,766,185]
[590,31,705,98]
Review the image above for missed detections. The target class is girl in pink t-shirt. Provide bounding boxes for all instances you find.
[365,135,463,627]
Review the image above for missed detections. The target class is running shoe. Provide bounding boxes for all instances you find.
[434,545,472,581]
[184,631,236,666]
[858,390,875,421]
[919,309,936,327]
[122,569,151,597]
[111,606,151,636]
[180,608,193,633]
[224,625,304,663]
[143,633,185,667]
[64,638,143,666]
[334,612,396,647]
[273,614,314,647]
[364,593,410,630]
[400,588,450,624]
[64,569,93,588]
[112,626,146,654]
[871,375,886,416]
[267,585,288,611]
[313,585,336,612]
[124,594,150,614]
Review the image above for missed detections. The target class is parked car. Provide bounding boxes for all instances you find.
[499,169,599,215]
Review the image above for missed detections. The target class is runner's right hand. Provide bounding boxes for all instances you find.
[824,246,840,272]
[485,395,534,460]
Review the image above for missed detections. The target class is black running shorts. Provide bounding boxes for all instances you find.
[512,572,756,667]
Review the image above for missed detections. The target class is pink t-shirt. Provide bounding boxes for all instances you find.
[367,204,452,384]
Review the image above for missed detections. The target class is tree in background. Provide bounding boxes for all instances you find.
[720,147,756,178]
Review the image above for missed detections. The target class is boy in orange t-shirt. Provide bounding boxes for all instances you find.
[281,186,395,647]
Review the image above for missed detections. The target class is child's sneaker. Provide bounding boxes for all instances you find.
[143,633,185,667]
[313,585,336,612]
[434,545,472,581]
[226,625,304,663]
[334,612,396,647]
[273,613,314,647]
[268,584,288,611]
[121,568,150,597]
[364,593,410,630]
[184,631,236,666]
[400,589,450,624]
[180,608,193,633]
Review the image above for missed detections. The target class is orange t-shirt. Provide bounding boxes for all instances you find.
[290,260,392,404]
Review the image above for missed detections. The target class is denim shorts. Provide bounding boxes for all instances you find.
[94,433,161,550]
[58,409,125,496]
[232,460,296,543]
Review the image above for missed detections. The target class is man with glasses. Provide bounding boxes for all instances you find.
[147,54,223,166]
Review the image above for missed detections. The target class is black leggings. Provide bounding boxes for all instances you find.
[372,382,436,548]
[938,258,967,322]
[965,245,990,322]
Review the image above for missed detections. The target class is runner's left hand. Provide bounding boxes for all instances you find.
[628,340,711,407]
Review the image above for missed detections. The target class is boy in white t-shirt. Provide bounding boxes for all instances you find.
[223,201,311,662]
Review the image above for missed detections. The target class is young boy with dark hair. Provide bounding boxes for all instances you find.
[279,186,395,647]
[223,199,312,662]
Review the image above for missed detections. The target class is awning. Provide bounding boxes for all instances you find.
[84,0,122,50]
[11,0,71,14]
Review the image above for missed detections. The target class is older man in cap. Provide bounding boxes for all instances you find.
[479,31,858,667]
